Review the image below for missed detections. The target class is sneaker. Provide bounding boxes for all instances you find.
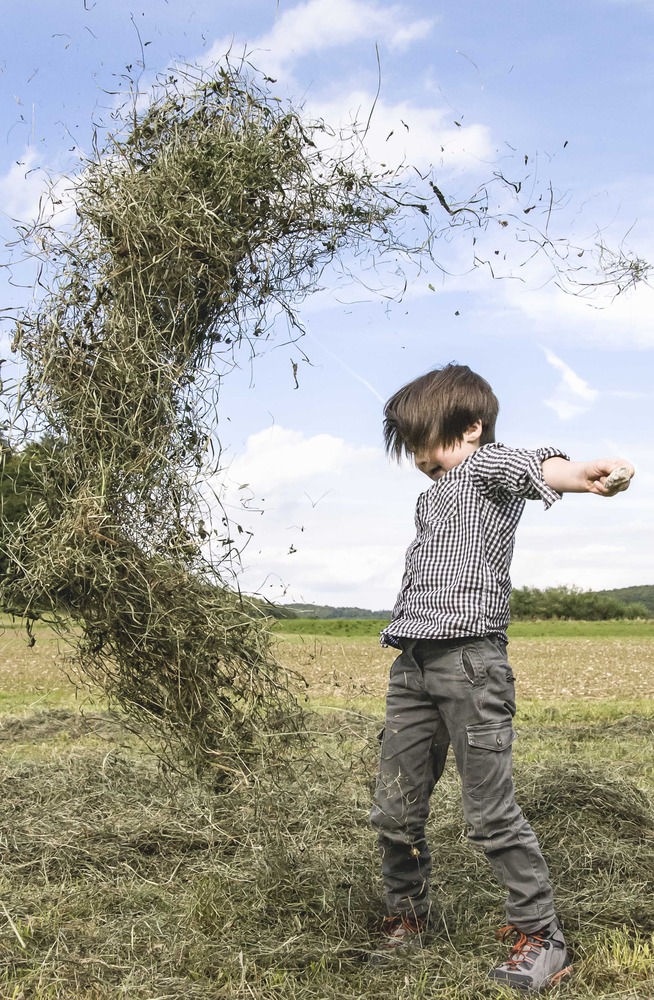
[488,918,573,993]
[368,913,430,966]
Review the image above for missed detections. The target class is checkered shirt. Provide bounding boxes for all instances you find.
[381,443,568,647]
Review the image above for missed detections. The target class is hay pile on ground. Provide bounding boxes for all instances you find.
[1,706,653,998]
[1,62,417,773]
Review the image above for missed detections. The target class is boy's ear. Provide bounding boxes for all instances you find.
[464,420,483,443]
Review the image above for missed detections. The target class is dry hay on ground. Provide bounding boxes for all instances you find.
[0,707,123,744]
[278,636,654,701]
[0,708,653,998]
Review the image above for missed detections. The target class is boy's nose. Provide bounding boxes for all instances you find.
[414,449,437,471]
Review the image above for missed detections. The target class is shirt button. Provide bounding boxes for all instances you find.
[496,736,503,746]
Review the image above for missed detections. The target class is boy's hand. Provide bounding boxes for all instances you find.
[542,457,635,495]
[579,459,634,496]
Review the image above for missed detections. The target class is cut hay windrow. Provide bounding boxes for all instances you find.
[1,707,653,997]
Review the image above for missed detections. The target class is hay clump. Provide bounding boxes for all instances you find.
[2,62,415,774]
[511,760,654,934]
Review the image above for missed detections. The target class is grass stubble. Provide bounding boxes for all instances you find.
[0,629,653,999]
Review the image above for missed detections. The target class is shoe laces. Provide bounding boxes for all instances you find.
[382,914,424,938]
[497,924,546,969]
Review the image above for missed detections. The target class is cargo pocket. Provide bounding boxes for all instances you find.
[465,720,516,798]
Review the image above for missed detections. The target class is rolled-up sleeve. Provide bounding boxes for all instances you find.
[468,444,569,509]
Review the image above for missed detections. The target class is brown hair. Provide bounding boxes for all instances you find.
[383,363,499,460]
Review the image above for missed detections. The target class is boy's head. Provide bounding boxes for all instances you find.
[383,364,499,479]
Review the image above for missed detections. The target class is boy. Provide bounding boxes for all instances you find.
[369,363,634,992]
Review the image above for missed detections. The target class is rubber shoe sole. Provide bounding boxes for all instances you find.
[488,919,573,994]
[488,964,573,994]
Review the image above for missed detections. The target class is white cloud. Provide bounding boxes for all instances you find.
[515,438,651,590]
[203,2,490,176]
[515,513,652,591]
[211,424,419,607]
[207,422,652,608]
[435,163,654,346]
[311,91,492,172]
[207,0,435,77]
[497,252,654,349]
[222,425,378,494]
[542,348,599,420]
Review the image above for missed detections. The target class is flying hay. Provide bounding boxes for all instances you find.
[2,62,411,774]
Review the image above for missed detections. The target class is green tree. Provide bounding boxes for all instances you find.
[510,585,650,621]
[0,438,58,579]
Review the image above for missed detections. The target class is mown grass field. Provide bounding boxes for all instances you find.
[1,617,653,999]
[272,618,654,638]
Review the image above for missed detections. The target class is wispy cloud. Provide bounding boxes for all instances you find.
[542,347,599,419]
[202,1,490,178]
[222,424,378,495]
[0,147,77,231]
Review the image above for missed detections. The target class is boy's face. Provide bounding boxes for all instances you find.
[413,420,483,482]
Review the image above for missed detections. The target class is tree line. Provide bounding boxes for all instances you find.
[509,585,650,621]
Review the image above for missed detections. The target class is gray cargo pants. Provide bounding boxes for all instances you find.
[369,636,555,934]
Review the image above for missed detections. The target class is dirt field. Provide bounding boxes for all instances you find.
[2,618,654,710]
[277,634,654,702]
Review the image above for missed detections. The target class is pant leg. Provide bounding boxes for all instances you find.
[369,643,449,919]
[415,636,556,933]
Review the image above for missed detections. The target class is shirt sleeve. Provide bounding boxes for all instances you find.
[467,443,569,509]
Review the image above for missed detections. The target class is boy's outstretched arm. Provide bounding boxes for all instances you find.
[542,457,635,496]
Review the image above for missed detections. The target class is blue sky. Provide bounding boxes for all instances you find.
[1,0,652,608]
